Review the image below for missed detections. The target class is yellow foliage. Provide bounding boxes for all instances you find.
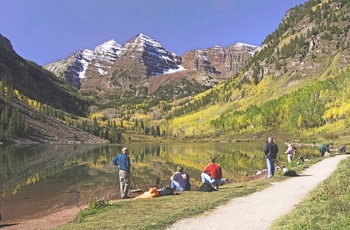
[134,114,151,120]
[279,35,293,48]
[312,0,328,12]
[246,75,273,105]
[88,162,104,168]
[167,103,231,136]
[13,89,20,98]
[12,184,22,196]
[27,98,41,110]
[89,113,105,120]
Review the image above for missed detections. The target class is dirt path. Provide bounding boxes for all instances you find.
[167,155,350,230]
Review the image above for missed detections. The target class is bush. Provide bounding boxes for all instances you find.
[75,196,112,222]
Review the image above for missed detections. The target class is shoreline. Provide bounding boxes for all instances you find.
[0,205,83,230]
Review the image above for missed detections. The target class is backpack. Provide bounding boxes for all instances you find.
[199,182,215,192]
[157,187,175,196]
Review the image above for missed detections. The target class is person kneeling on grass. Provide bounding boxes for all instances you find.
[201,157,222,190]
[170,166,191,192]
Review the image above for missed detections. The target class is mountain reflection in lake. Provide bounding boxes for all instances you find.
[0,142,318,220]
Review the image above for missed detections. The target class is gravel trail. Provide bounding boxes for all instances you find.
[167,155,349,230]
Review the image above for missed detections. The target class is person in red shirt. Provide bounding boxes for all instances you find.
[201,157,222,189]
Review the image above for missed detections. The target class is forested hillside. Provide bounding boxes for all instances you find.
[2,0,350,144]
[160,0,350,143]
[0,34,89,117]
[0,82,108,144]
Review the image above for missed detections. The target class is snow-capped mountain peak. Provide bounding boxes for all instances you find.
[44,39,123,88]
[45,34,258,91]
[90,39,122,75]
[120,33,183,76]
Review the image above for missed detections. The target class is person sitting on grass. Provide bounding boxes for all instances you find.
[201,157,222,190]
[318,144,330,157]
[170,166,191,192]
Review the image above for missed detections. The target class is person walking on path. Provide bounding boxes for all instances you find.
[112,147,131,199]
[170,166,191,191]
[201,157,222,189]
[166,154,350,230]
[264,137,279,178]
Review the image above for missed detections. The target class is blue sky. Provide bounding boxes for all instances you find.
[1,0,308,66]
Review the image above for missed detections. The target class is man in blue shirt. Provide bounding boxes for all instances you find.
[112,147,131,199]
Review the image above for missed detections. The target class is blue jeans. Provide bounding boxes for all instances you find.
[171,180,185,191]
[266,158,276,178]
[201,173,221,186]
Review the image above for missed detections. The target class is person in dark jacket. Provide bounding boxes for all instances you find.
[319,144,330,157]
[112,147,131,199]
[170,166,191,191]
[264,137,279,178]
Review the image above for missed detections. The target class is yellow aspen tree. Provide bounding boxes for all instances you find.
[298,115,303,130]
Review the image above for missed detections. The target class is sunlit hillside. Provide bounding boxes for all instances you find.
[163,0,350,143]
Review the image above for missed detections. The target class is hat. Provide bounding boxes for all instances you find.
[288,144,292,147]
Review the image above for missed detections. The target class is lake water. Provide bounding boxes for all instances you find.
[0,142,318,220]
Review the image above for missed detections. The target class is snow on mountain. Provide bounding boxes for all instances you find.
[44,49,92,88]
[120,33,183,75]
[89,39,122,75]
[232,42,259,55]
[44,39,122,88]
[45,33,258,91]
[78,49,93,79]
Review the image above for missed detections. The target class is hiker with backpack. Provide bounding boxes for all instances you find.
[201,157,222,190]
[170,166,191,191]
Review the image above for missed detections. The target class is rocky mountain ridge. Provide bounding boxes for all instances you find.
[45,39,122,88]
[45,33,258,100]
[240,0,350,87]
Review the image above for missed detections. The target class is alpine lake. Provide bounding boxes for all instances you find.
[0,141,319,220]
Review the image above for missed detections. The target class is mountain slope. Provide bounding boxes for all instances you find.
[11,98,107,144]
[0,33,109,144]
[45,40,122,89]
[45,33,258,102]
[163,0,350,141]
[0,33,89,116]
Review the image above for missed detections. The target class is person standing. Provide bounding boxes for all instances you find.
[264,137,279,178]
[112,147,131,199]
[285,144,294,163]
[201,157,222,189]
[170,166,191,191]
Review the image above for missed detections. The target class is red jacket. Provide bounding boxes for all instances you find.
[203,163,222,179]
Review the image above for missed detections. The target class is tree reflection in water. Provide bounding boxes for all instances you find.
[0,142,318,220]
